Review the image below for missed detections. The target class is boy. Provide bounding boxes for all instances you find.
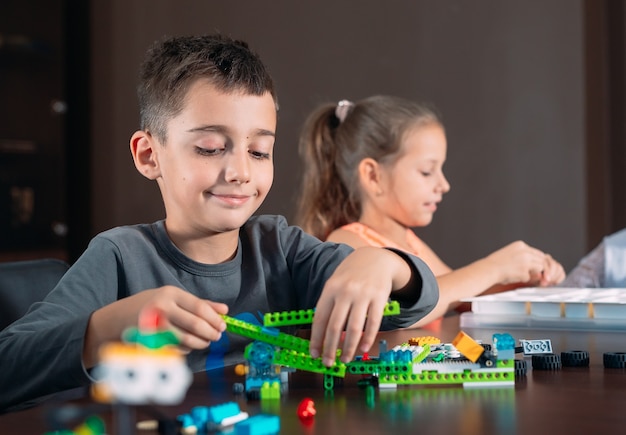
[0,34,438,411]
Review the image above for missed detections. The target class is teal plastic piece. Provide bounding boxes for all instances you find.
[493,333,515,350]
[206,402,242,423]
[234,414,280,435]
[121,328,179,349]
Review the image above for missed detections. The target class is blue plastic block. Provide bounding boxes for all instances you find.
[493,333,516,351]
[207,402,242,424]
[235,414,280,435]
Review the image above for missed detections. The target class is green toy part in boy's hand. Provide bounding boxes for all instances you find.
[121,327,180,349]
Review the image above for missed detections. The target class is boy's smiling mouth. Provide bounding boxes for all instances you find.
[207,192,254,206]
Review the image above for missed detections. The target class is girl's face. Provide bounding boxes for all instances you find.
[376,122,450,227]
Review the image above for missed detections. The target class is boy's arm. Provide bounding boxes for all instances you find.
[0,240,120,411]
[82,287,228,367]
[309,246,438,367]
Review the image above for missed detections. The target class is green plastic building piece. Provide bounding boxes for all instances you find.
[346,360,411,375]
[378,359,514,387]
[383,300,400,316]
[259,381,281,400]
[223,315,312,354]
[223,315,345,375]
[273,348,346,377]
[264,309,315,327]
[263,301,401,327]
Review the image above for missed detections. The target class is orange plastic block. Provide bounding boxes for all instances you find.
[451,331,484,363]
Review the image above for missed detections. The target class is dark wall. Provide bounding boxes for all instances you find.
[90,1,585,271]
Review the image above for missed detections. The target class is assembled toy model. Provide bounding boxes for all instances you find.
[91,308,192,405]
[225,302,516,392]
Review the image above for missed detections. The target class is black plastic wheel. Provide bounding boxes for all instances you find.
[603,352,626,369]
[514,359,527,377]
[531,353,562,370]
[561,350,590,367]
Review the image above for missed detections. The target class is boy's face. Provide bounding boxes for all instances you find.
[149,79,276,236]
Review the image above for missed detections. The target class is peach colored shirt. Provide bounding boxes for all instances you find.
[339,222,442,331]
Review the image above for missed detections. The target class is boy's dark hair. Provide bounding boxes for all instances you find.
[138,34,277,143]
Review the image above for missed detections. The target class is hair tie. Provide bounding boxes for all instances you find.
[335,100,354,124]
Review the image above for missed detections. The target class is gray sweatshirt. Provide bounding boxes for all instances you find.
[0,215,438,411]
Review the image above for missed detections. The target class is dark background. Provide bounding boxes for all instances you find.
[1,0,625,274]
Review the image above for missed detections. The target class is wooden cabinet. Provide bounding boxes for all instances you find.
[0,0,89,262]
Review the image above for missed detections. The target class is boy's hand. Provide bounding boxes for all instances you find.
[83,285,228,367]
[309,247,411,367]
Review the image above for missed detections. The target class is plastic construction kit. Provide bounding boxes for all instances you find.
[176,401,281,434]
[224,302,516,392]
[91,308,192,406]
[370,331,515,389]
[460,287,626,331]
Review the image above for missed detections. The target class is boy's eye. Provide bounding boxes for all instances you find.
[195,147,223,156]
[250,150,271,160]
[420,171,432,177]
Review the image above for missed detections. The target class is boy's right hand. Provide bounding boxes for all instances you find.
[83,285,228,368]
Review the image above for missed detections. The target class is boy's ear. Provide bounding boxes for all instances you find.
[358,158,384,197]
[130,130,161,180]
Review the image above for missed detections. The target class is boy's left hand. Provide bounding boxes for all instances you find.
[309,247,411,366]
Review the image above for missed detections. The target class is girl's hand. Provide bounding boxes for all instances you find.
[538,254,566,286]
[485,241,550,285]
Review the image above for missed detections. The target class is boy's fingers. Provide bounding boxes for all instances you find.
[309,299,332,360]
[339,302,369,363]
[206,300,229,315]
[360,303,384,354]
[321,304,349,366]
[173,312,223,344]
[177,332,212,350]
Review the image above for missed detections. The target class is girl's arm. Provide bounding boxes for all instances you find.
[411,240,565,327]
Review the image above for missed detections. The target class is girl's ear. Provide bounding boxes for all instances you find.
[130,130,161,180]
[358,158,384,197]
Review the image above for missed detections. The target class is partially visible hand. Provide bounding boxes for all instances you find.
[309,247,410,367]
[485,241,565,287]
[83,285,228,367]
[538,253,566,286]
[484,241,548,284]
[134,286,229,352]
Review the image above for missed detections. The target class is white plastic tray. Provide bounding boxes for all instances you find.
[460,287,626,331]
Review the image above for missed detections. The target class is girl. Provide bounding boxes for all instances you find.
[296,95,565,328]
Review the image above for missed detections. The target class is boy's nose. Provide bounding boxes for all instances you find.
[225,151,250,184]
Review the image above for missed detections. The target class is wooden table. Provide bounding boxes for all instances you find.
[2,315,626,434]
